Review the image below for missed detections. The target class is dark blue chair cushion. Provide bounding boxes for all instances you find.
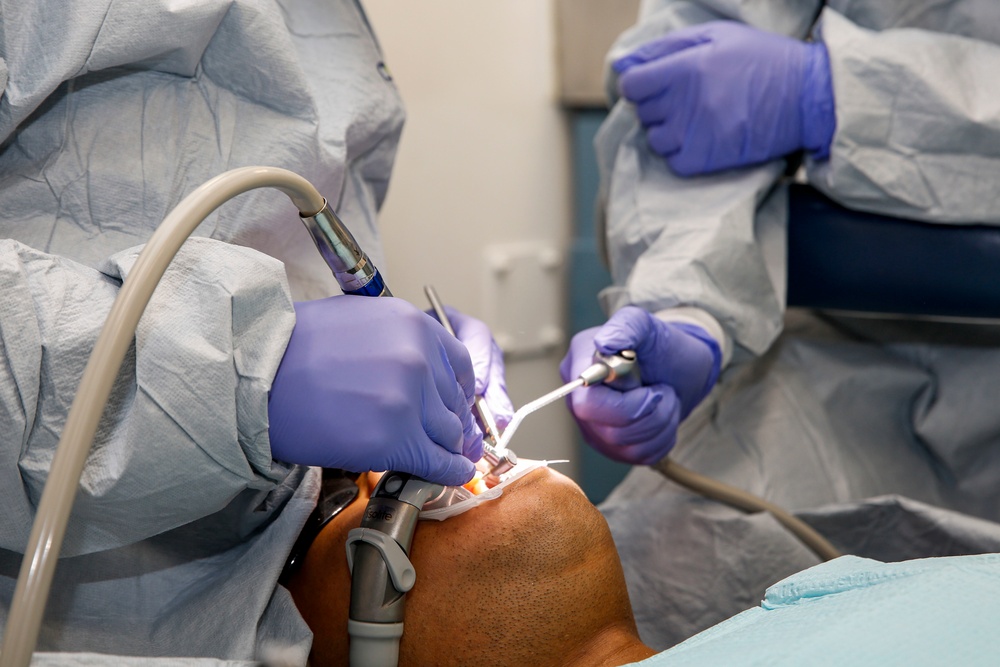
[787,184,1000,318]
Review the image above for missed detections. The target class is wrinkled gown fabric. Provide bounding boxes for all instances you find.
[0,0,404,663]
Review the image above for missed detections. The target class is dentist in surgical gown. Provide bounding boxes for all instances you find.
[561,0,1000,651]
[0,1,511,664]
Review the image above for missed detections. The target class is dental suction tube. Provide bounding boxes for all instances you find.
[345,473,443,667]
[0,168,327,667]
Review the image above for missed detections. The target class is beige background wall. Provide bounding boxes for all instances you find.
[362,1,578,474]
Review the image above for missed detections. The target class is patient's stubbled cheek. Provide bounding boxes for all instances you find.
[401,468,636,667]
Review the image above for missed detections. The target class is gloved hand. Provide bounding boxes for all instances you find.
[559,306,721,464]
[268,295,483,486]
[428,306,515,430]
[613,21,835,176]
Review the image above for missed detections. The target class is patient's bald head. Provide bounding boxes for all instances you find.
[287,467,654,666]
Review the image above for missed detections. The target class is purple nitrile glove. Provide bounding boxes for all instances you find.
[268,295,483,486]
[559,306,721,465]
[613,20,835,176]
[427,305,515,431]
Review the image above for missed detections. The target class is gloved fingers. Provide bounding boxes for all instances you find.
[604,429,679,466]
[421,372,484,467]
[612,26,711,74]
[567,383,672,428]
[586,394,678,446]
[559,342,593,382]
[593,306,656,357]
[268,296,484,478]
[561,325,601,383]
[421,382,469,457]
[426,306,514,430]
[590,307,721,418]
[563,317,687,465]
[600,313,719,413]
[617,58,669,102]
[432,306,491,393]
[617,37,709,104]
[634,50,704,159]
[432,318,478,404]
[646,121,683,158]
[375,382,479,484]
[425,340,480,457]
[425,306,514,429]
[559,344,576,383]
[576,408,679,466]
[631,41,700,121]
[458,391,485,462]
[635,90,673,127]
[484,348,515,429]
[668,322,722,413]
[595,306,685,385]
[407,440,478,487]
[464,421,485,462]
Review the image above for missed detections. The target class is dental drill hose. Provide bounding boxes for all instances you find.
[574,345,840,561]
[582,341,839,560]
[0,167,327,667]
[656,458,841,561]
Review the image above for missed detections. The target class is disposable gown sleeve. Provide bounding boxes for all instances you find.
[806,8,1000,224]
[0,237,296,557]
[597,0,817,359]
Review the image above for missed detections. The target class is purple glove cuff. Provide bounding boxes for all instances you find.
[800,42,836,160]
[671,322,722,411]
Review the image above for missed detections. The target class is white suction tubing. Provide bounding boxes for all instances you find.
[0,167,326,667]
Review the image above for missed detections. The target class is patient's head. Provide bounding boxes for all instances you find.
[286,467,654,666]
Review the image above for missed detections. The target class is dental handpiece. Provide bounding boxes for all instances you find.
[300,201,391,296]
[493,349,640,453]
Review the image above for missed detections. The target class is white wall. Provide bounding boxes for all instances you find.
[361,1,578,477]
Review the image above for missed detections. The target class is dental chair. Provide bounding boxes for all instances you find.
[786,183,1000,319]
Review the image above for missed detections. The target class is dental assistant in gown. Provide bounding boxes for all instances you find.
[560,0,1000,649]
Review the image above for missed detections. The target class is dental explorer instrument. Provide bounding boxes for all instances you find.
[493,349,640,453]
